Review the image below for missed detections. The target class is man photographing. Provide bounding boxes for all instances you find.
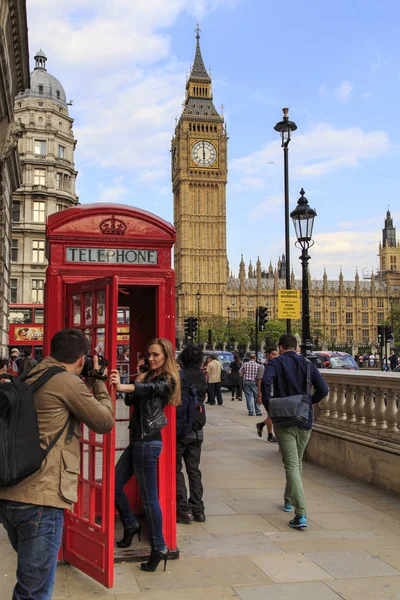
[0,328,114,600]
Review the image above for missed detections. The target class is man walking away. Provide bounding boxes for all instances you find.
[261,334,328,528]
[0,329,114,599]
[240,353,262,416]
[389,351,398,371]
[19,348,37,375]
[176,345,207,524]
[256,347,278,442]
[206,356,223,405]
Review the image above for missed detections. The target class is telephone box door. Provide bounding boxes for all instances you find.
[63,276,117,589]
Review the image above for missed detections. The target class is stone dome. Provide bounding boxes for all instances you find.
[29,49,67,106]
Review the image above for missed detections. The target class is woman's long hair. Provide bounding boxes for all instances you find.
[234,353,241,366]
[146,337,181,406]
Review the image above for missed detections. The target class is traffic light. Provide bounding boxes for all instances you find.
[258,306,268,331]
[385,324,393,343]
[191,317,198,338]
[377,325,384,345]
[184,317,190,337]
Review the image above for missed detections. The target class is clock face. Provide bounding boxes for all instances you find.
[191,140,217,167]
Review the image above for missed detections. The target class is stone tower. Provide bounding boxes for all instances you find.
[379,209,400,285]
[172,27,228,331]
[11,50,78,304]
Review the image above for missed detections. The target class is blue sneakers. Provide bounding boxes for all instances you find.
[289,515,307,528]
[283,503,293,512]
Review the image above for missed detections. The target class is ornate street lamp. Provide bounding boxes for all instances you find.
[290,188,317,357]
[274,108,297,334]
[196,290,201,345]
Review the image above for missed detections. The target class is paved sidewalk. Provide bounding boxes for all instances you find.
[2,391,400,599]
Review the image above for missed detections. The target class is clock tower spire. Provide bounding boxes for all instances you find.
[172,27,228,337]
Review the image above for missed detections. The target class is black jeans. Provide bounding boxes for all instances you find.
[176,437,204,514]
[231,378,242,399]
[208,382,223,405]
[115,441,167,552]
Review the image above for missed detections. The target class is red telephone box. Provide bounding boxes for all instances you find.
[44,204,177,588]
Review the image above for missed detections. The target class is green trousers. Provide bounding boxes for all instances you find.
[275,426,311,516]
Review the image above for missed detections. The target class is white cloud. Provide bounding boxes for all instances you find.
[97,182,129,203]
[370,56,388,74]
[248,195,282,220]
[233,177,266,192]
[335,80,353,102]
[231,122,390,180]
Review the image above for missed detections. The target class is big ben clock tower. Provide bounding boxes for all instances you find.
[172,26,228,332]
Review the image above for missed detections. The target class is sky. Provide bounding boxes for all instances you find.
[27,0,400,280]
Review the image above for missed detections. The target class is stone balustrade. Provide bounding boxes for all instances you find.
[306,370,400,493]
[316,370,400,440]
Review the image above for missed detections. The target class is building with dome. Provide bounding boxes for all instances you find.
[10,50,78,305]
[173,32,400,350]
[0,0,29,354]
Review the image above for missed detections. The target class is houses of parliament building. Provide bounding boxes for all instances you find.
[172,30,400,348]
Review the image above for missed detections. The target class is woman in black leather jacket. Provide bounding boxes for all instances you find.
[109,338,180,572]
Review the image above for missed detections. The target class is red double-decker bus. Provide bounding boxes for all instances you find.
[8,304,131,372]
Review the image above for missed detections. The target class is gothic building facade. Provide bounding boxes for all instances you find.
[173,33,399,348]
[0,0,29,354]
[11,50,78,305]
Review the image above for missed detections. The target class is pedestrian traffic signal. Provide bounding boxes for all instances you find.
[385,325,393,343]
[377,325,384,345]
[258,306,268,331]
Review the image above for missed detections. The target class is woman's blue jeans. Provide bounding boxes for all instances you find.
[115,441,166,552]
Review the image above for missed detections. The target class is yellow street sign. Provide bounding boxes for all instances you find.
[278,289,301,319]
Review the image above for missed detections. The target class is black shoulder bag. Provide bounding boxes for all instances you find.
[268,359,312,427]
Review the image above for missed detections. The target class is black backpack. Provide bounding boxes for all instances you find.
[0,366,69,487]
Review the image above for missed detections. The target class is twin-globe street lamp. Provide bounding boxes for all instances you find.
[290,189,317,358]
[196,290,201,345]
[274,108,297,335]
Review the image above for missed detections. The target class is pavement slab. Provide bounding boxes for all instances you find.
[178,532,283,557]
[234,581,341,600]
[249,551,333,583]
[304,550,400,579]
[324,576,400,599]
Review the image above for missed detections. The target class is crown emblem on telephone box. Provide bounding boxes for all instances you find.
[99,215,127,236]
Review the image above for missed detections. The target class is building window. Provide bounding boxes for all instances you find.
[63,174,70,190]
[38,84,43,94]
[346,329,353,343]
[314,311,321,322]
[38,102,43,107]
[314,298,321,307]
[247,311,254,320]
[56,203,64,212]
[330,299,337,307]
[56,90,60,99]
[346,298,353,308]
[362,312,369,325]
[362,299,368,307]
[11,239,18,262]
[34,139,46,155]
[56,173,62,189]
[34,169,46,185]
[10,279,18,303]
[377,298,384,308]
[362,329,369,343]
[32,279,44,304]
[33,201,45,223]
[377,312,384,323]
[330,312,337,324]
[32,240,45,263]
[12,201,20,222]
[346,312,353,324]
[330,328,338,340]
[58,145,65,159]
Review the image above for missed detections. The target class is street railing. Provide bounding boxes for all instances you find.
[316,370,400,440]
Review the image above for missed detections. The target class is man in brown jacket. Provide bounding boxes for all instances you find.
[0,329,114,600]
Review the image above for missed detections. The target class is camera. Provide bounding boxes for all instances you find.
[81,354,108,380]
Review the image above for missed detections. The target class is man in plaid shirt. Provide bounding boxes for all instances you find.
[240,354,263,416]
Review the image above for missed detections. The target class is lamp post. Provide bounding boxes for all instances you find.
[290,188,317,357]
[274,107,297,334]
[196,290,201,345]
[227,305,231,350]
[389,296,394,345]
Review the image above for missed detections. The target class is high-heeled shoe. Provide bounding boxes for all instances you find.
[116,523,142,548]
[140,548,168,572]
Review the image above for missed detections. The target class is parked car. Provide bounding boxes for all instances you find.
[314,351,358,370]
